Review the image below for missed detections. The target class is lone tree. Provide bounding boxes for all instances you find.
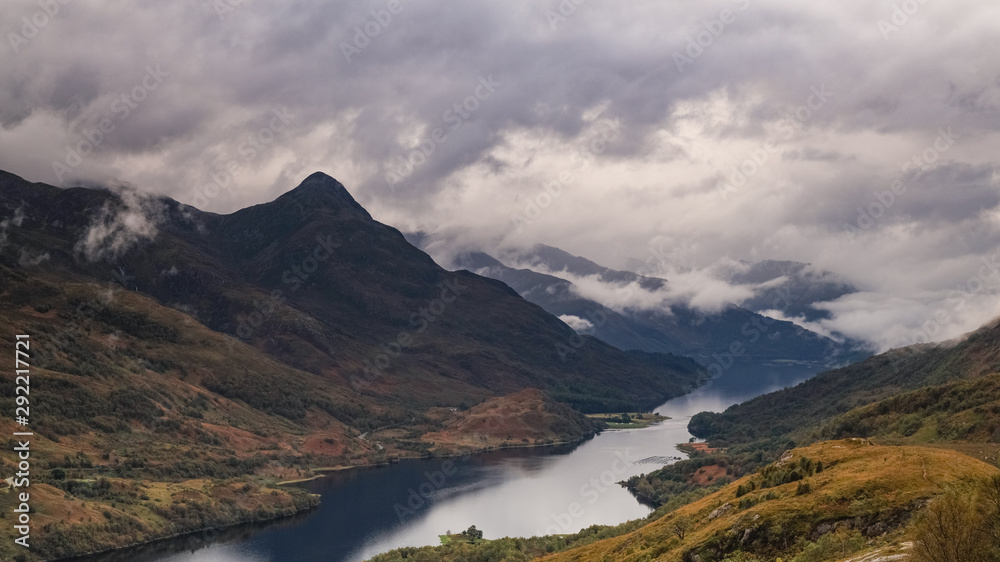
[672,516,693,540]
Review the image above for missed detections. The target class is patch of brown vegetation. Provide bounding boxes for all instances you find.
[0,477,320,561]
[198,422,275,451]
[682,442,721,454]
[301,433,347,456]
[19,304,57,319]
[21,483,112,527]
[422,388,601,452]
[688,463,728,485]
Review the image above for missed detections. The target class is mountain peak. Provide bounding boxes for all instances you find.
[290,171,352,200]
[274,172,370,218]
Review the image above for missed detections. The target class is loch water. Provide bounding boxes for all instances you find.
[80,363,820,562]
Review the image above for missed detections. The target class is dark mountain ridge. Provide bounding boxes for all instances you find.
[1,170,705,413]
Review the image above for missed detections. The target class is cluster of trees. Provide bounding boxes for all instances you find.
[626,452,770,507]
[92,305,180,342]
[203,367,413,431]
[825,373,1000,443]
[790,530,866,562]
[461,525,484,540]
[756,456,821,489]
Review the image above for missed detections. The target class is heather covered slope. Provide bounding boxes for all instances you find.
[543,440,999,562]
[421,388,605,451]
[617,315,1000,545]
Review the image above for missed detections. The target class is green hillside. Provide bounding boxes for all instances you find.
[688,320,1000,450]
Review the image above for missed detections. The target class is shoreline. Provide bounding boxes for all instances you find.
[276,395,695,486]
[55,436,602,559]
[56,500,320,562]
[53,396,688,560]
[275,434,600,485]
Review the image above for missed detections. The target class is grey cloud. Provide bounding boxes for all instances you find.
[74,185,166,262]
[1,0,999,349]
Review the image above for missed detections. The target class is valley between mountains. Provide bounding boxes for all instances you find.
[1,170,999,561]
[0,170,712,560]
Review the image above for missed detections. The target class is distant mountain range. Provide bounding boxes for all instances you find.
[409,241,865,370]
[711,258,858,322]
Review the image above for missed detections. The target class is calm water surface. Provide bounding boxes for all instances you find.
[81,363,818,562]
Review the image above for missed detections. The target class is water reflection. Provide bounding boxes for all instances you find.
[77,363,820,562]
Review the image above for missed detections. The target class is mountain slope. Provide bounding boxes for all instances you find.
[543,440,999,562]
[0,170,705,414]
[505,244,667,290]
[823,370,1000,448]
[688,318,1000,448]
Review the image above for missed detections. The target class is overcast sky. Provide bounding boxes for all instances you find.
[2,0,1000,351]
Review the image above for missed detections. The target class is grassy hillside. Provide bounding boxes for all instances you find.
[0,478,317,561]
[545,440,999,562]
[623,320,1000,522]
